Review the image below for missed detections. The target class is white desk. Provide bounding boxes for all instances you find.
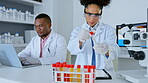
[0,65,130,83]
[0,65,52,83]
[96,71,130,83]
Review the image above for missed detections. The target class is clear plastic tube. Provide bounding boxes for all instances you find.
[77,65,81,82]
[52,64,56,82]
[70,65,74,82]
[66,65,70,82]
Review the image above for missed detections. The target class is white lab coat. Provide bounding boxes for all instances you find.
[67,22,120,70]
[18,30,67,64]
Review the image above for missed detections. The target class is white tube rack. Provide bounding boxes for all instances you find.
[52,68,95,83]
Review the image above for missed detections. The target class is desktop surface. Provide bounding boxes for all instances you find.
[0,65,129,83]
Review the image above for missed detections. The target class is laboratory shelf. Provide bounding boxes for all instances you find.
[7,0,43,6]
[0,19,34,25]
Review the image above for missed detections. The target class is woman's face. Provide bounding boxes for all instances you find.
[85,4,101,27]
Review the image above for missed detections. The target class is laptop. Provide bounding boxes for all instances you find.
[0,44,40,68]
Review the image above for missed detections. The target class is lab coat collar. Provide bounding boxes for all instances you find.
[42,30,56,48]
[82,21,103,34]
[95,22,103,34]
[36,30,55,58]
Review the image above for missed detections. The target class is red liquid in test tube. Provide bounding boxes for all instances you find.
[66,65,71,82]
[89,32,95,35]
[56,64,61,81]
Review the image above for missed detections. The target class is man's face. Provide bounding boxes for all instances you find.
[85,4,101,27]
[34,18,51,39]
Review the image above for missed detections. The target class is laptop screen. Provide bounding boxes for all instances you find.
[0,44,22,68]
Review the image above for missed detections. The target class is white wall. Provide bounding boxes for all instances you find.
[73,0,148,28]
[53,0,73,42]
[34,0,54,20]
[73,0,85,29]
[53,0,73,64]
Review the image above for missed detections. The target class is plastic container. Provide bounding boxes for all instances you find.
[18,10,22,21]
[11,35,15,44]
[21,12,25,21]
[4,33,8,44]
[7,32,11,44]
[2,6,6,19]
[29,13,34,22]
[0,6,3,18]
[25,11,29,21]
[6,9,10,19]
[12,8,18,20]
[1,34,4,44]
[9,8,13,20]
[0,35,1,44]
[14,33,24,44]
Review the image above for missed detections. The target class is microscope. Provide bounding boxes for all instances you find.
[117,23,148,83]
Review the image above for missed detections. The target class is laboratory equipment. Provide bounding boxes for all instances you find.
[52,62,95,83]
[117,22,148,83]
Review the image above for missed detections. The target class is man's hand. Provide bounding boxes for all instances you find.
[93,43,109,55]
[19,57,41,66]
[78,28,91,42]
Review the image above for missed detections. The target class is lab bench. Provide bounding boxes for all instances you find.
[0,65,130,83]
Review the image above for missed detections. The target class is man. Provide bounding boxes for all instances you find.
[18,13,67,65]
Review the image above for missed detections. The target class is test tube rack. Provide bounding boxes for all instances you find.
[52,62,96,83]
[53,69,95,83]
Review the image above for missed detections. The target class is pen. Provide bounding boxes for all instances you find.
[48,48,50,53]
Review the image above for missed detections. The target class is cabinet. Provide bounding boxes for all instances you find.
[0,0,43,24]
[0,0,44,53]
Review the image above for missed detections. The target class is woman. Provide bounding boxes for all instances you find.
[67,0,120,70]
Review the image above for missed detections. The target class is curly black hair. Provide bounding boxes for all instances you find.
[80,0,111,10]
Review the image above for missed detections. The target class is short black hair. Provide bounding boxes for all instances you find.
[80,0,111,10]
[35,13,51,23]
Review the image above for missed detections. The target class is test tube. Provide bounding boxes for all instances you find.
[87,65,91,83]
[89,32,94,35]
[91,65,96,83]
[62,62,67,64]
[59,64,63,71]
[63,64,67,82]
[84,65,89,83]
[89,31,97,44]
[77,65,81,82]
[56,64,61,81]
[66,65,71,82]
[56,62,60,64]
[70,65,74,82]
[59,64,64,82]
[52,64,56,82]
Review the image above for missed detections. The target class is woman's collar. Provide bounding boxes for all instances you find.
[82,21,100,30]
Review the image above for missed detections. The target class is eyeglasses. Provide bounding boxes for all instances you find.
[84,11,101,19]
